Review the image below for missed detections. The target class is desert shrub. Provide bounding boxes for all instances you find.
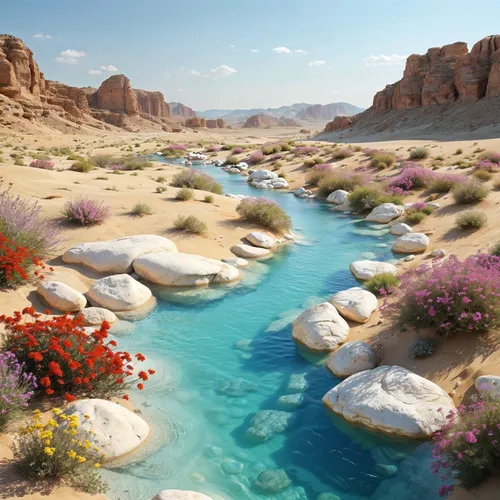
[31,153,51,160]
[171,169,223,194]
[432,397,500,492]
[226,155,240,165]
[409,147,430,160]
[173,215,207,234]
[70,160,94,173]
[13,407,107,493]
[303,158,316,167]
[175,187,194,201]
[429,174,467,193]
[408,338,435,358]
[67,154,84,161]
[434,155,445,161]
[14,158,24,166]
[156,176,167,183]
[1,309,152,399]
[332,148,354,160]
[281,143,292,152]
[364,272,400,295]
[271,153,283,161]
[348,186,383,213]
[107,164,124,171]
[293,146,320,157]
[478,150,500,163]
[248,151,265,164]
[206,145,222,152]
[236,197,291,233]
[62,196,111,225]
[131,202,153,216]
[317,173,365,197]
[406,211,426,225]
[123,158,151,170]
[474,160,499,172]
[305,164,334,186]
[455,210,487,230]
[232,147,244,154]
[455,148,463,155]
[389,163,436,192]
[261,145,276,155]
[30,159,54,170]
[91,154,114,168]
[473,169,493,182]
[453,181,490,204]
[204,194,214,203]
[0,352,36,429]
[370,152,395,168]
[156,186,166,193]
[490,241,500,257]
[390,254,500,336]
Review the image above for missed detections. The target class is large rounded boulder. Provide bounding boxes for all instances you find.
[366,203,404,223]
[76,307,117,326]
[245,232,276,249]
[349,260,397,281]
[392,233,429,253]
[326,341,378,378]
[329,287,378,323]
[322,365,455,437]
[37,281,87,312]
[231,244,272,258]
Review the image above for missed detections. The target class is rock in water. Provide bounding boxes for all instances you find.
[253,469,292,494]
[247,410,295,441]
[330,287,378,323]
[326,190,349,205]
[292,302,350,352]
[349,260,397,281]
[366,203,404,224]
[37,281,86,312]
[326,341,378,378]
[245,232,276,249]
[389,223,412,236]
[322,365,455,437]
[231,244,272,258]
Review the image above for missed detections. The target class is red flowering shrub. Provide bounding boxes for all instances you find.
[0,309,153,400]
[0,233,46,288]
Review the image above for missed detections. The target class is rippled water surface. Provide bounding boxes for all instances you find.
[104,161,441,500]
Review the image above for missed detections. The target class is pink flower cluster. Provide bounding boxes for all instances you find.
[474,160,500,172]
[293,146,320,156]
[108,164,124,171]
[312,163,333,171]
[29,159,54,170]
[232,147,244,154]
[206,145,222,152]
[61,196,112,226]
[167,144,187,151]
[247,151,265,164]
[388,163,437,191]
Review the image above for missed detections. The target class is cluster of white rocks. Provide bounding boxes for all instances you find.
[293,187,315,199]
[223,161,248,174]
[231,231,293,259]
[247,170,289,190]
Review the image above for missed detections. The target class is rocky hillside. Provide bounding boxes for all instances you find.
[321,35,500,138]
[242,113,300,128]
[170,102,196,118]
[296,102,363,120]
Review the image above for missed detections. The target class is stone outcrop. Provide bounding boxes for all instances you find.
[45,81,91,120]
[372,35,500,112]
[326,340,378,378]
[324,115,353,132]
[185,116,206,128]
[216,118,226,128]
[205,118,226,128]
[170,101,196,118]
[37,281,87,312]
[243,113,278,128]
[297,102,363,120]
[135,89,171,118]
[88,74,139,115]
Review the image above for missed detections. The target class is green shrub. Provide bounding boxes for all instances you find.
[406,211,426,225]
[156,186,167,193]
[473,169,493,182]
[156,176,167,183]
[494,179,500,190]
[370,152,395,168]
[453,181,490,204]
[281,143,292,152]
[236,198,291,233]
[123,158,151,170]
[455,210,487,230]
[305,169,331,186]
[478,150,500,163]
[91,154,114,168]
[70,160,94,173]
[348,186,382,213]
[317,173,364,197]
[364,272,400,295]
[455,148,463,155]
[226,155,240,165]
[408,338,435,358]
[434,155,445,161]
[489,241,500,256]
[14,158,24,166]
[173,215,207,234]
[429,176,464,193]
[175,187,194,201]
[171,169,223,194]
[303,158,316,167]
[204,194,214,203]
[32,153,51,160]
[409,147,430,160]
[131,202,154,216]
[67,154,84,161]
[332,148,354,160]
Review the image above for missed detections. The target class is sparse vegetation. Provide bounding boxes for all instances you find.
[156,186,167,193]
[453,181,490,204]
[173,215,207,234]
[364,272,400,295]
[370,152,395,169]
[472,169,493,182]
[175,187,194,201]
[204,194,214,203]
[70,160,94,173]
[171,169,223,194]
[409,338,435,358]
[409,147,430,160]
[317,173,365,197]
[91,154,114,168]
[236,197,291,233]
[455,210,487,230]
[131,202,154,216]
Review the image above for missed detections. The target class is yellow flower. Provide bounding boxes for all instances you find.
[69,422,78,429]
[59,414,67,420]
[76,455,86,463]
[32,409,41,415]
[67,450,77,459]
[47,419,59,428]
[52,408,63,416]
[70,429,77,435]
[40,430,53,440]
[44,447,56,456]
[94,463,101,468]
[33,423,43,430]
[83,440,92,449]
[93,447,100,452]
[44,439,51,445]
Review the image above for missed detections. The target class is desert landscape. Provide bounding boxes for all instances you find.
[3,3,500,500]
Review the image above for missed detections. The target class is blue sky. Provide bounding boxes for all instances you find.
[5,0,500,110]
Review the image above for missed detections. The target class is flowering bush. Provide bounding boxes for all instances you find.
[432,397,500,493]
[108,164,124,171]
[171,169,223,194]
[271,153,284,161]
[389,163,436,191]
[429,173,468,193]
[364,272,400,295]
[236,197,291,233]
[317,173,367,197]
[232,147,244,154]
[332,148,354,160]
[13,407,107,494]
[474,160,499,172]
[248,151,265,164]
[29,159,54,170]
[391,254,500,336]
[405,203,433,225]
[62,196,111,225]
[478,150,500,164]
[0,352,37,429]
[166,144,187,151]
[206,145,222,152]
[305,164,334,186]
[1,309,153,399]
[293,146,320,157]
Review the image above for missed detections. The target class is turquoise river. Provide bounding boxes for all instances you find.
[102,160,443,500]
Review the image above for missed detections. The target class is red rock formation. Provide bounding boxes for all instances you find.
[135,89,170,118]
[324,115,353,132]
[242,113,278,128]
[206,119,218,128]
[46,81,90,119]
[185,116,206,128]
[277,116,300,127]
[216,118,226,128]
[170,102,196,118]
[90,74,138,115]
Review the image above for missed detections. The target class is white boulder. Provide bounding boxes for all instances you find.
[430,249,446,259]
[67,399,149,460]
[349,260,397,281]
[245,232,276,249]
[329,287,378,323]
[37,281,86,312]
[475,375,500,399]
[332,202,351,212]
[228,167,241,174]
[389,223,412,236]
[133,252,240,287]
[248,170,278,181]
[76,307,117,326]
[221,257,250,268]
[326,190,349,205]
[62,235,178,273]
[231,244,272,259]
[322,366,455,437]
[392,233,429,253]
[294,187,306,196]
[326,341,378,378]
[292,302,350,352]
[152,491,214,500]
[366,203,404,224]
[87,274,152,311]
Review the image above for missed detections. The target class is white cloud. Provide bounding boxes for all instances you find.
[88,69,102,75]
[251,49,259,53]
[210,64,237,77]
[230,44,236,48]
[294,49,307,54]
[273,46,291,54]
[100,64,117,72]
[188,69,201,76]
[34,33,53,39]
[55,49,86,64]
[363,54,407,66]
[308,60,326,67]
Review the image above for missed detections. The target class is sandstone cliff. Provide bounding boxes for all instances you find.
[324,115,353,132]
[170,101,196,118]
[242,113,299,128]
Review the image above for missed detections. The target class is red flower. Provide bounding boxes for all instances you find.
[135,353,146,362]
[138,371,149,381]
[64,393,76,402]
[48,361,63,377]
[45,388,54,395]
[137,383,144,390]
[29,352,43,362]
[148,369,156,375]
[123,394,129,400]
[40,376,51,387]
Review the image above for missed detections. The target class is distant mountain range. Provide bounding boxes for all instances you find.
[197,102,364,122]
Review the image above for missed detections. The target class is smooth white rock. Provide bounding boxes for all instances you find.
[349,260,397,281]
[475,375,500,399]
[329,287,378,323]
[292,302,350,352]
[294,187,306,196]
[228,167,241,174]
[430,249,446,259]
[326,341,378,378]
[62,235,178,273]
[404,255,415,262]
[152,493,214,500]
[37,281,86,312]
[326,190,349,205]
[221,257,250,268]
[67,399,149,459]
[248,170,278,181]
[231,244,272,258]
[76,307,117,326]
[332,202,351,212]
[322,365,455,437]
[366,203,404,224]
[389,223,412,236]
[392,233,429,254]
[426,202,440,209]
[133,252,240,286]
[87,274,152,311]
[245,232,276,249]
